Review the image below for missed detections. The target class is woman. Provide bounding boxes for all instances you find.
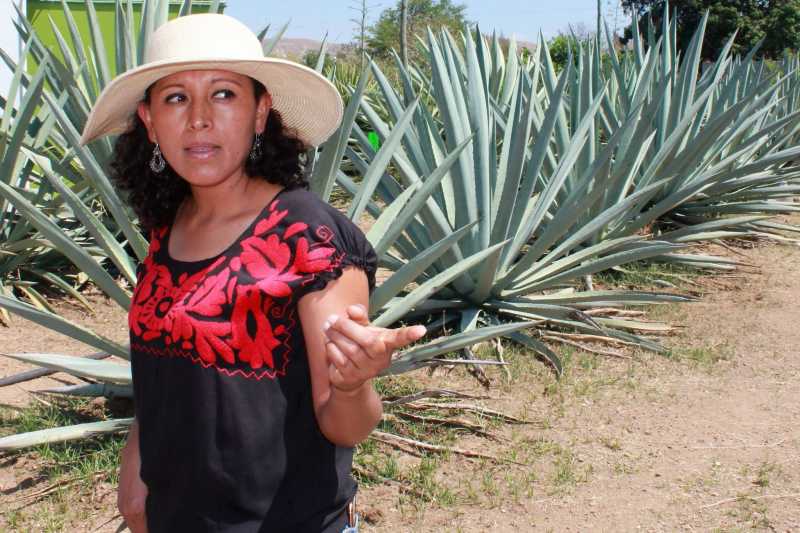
[80,13,426,533]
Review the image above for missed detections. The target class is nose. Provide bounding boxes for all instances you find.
[188,99,211,130]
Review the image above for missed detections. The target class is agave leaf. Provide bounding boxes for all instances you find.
[373,240,508,327]
[531,290,693,307]
[507,241,684,296]
[1,352,131,384]
[0,296,128,358]
[0,178,132,309]
[83,0,111,90]
[384,320,536,375]
[314,33,329,72]
[262,20,290,56]
[370,221,478,314]
[15,285,55,314]
[365,183,419,248]
[349,97,421,222]
[309,63,371,201]
[25,269,93,312]
[25,149,137,285]
[594,317,673,333]
[179,0,193,17]
[0,418,133,452]
[373,136,473,257]
[503,77,605,273]
[0,59,45,188]
[41,383,133,398]
[502,331,563,376]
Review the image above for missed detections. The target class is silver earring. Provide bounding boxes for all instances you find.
[249,133,263,161]
[150,143,166,173]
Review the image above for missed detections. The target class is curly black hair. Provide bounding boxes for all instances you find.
[109,80,308,233]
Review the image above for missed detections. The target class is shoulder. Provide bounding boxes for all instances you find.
[272,187,378,293]
[275,187,362,238]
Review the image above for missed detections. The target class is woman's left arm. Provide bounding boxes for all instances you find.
[298,268,425,447]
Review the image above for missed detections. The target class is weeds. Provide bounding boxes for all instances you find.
[0,398,127,486]
[668,343,733,368]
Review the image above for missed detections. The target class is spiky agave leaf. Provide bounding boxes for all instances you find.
[349,27,692,359]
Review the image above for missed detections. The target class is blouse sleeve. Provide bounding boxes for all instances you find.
[286,192,378,300]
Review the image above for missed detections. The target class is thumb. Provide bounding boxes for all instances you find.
[385,324,427,351]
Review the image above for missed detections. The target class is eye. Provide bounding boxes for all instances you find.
[164,92,186,104]
[213,89,236,100]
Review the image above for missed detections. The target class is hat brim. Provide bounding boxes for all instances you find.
[80,57,343,147]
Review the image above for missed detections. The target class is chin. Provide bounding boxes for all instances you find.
[174,165,244,188]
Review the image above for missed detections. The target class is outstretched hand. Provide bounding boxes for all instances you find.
[323,304,426,393]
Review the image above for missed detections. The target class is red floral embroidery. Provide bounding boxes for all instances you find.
[129,198,342,378]
[230,287,284,370]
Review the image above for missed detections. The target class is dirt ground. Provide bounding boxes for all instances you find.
[1,234,798,532]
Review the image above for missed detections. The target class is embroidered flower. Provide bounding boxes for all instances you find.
[230,287,283,370]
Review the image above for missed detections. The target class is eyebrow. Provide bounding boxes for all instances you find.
[155,77,244,92]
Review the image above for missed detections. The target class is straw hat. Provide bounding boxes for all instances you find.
[80,14,343,147]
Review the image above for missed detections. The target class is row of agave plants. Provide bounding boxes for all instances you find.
[0,0,799,450]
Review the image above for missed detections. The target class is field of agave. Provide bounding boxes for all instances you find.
[0,0,799,449]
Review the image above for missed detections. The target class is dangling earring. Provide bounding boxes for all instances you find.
[249,133,263,161]
[150,143,166,173]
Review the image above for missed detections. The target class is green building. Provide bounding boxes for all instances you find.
[26,0,223,75]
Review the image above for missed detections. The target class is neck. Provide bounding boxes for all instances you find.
[184,172,275,220]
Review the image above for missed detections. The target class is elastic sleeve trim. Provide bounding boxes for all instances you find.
[294,253,378,300]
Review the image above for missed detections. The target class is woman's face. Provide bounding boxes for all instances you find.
[137,69,271,188]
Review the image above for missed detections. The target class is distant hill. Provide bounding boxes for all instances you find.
[270,38,347,60]
[270,36,535,61]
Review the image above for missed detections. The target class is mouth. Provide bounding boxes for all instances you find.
[184,143,220,159]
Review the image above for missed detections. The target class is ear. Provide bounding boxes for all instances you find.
[255,91,272,135]
[137,101,157,143]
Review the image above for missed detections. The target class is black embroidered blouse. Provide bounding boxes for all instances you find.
[128,187,377,532]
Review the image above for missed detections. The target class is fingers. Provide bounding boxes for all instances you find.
[328,362,346,390]
[322,312,426,393]
[345,303,369,325]
[384,324,427,351]
[325,328,368,365]
[325,314,385,357]
[324,337,355,370]
[325,342,364,393]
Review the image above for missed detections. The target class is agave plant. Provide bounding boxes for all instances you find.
[596,6,800,251]
[332,25,696,364]
[339,6,800,361]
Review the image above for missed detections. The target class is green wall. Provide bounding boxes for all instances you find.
[27,1,223,75]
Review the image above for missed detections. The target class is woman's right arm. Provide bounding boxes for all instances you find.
[118,418,148,533]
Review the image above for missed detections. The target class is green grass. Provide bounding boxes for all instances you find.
[550,448,592,491]
[667,343,733,368]
[594,261,704,290]
[400,455,456,508]
[0,397,130,532]
[0,398,128,486]
[753,461,781,488]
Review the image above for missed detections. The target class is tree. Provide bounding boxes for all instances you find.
[763,1,800,57]
[548,34,579,72]
[351,0,377,70]
[366,0,469,60]
[621,1,800,59]
[400,0,409,67]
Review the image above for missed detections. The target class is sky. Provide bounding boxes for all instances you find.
[0,1,631,92]
[224,0,631,45]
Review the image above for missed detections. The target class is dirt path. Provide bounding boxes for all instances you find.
[1,238,798,532]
